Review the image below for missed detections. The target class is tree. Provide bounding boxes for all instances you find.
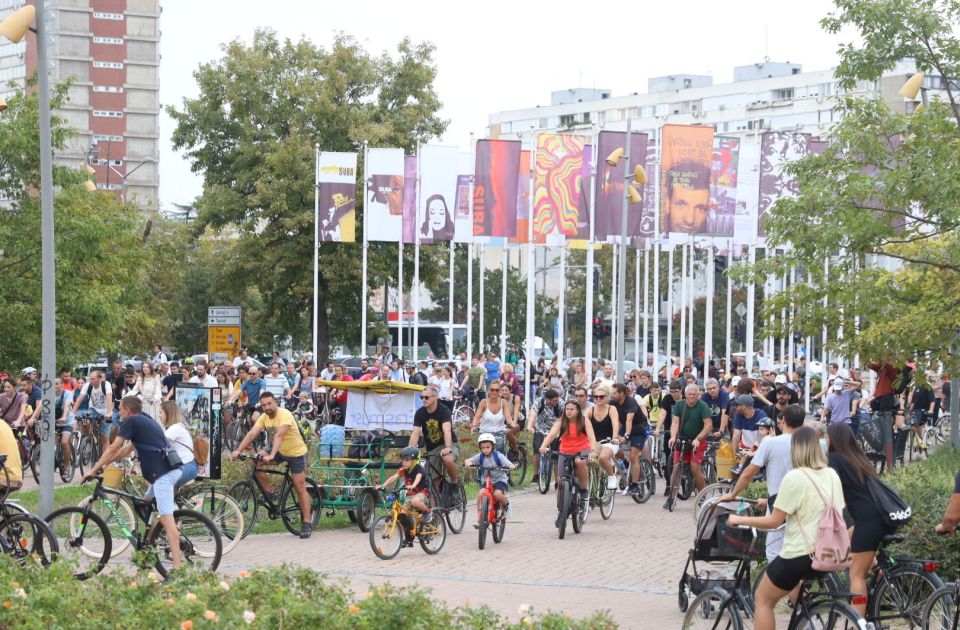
[735,0,960,372]
[0,84,165,371]
[167,30,449,360]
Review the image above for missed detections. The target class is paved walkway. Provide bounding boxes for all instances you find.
[222,483,701,628]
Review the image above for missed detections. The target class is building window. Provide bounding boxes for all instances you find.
[93,134,124,143]
[581,112,591,124]
[93,61,124,69]
[93,110,123,118]
[773,88,794,100]
[96,183,123,191]
[93,36,124,45]
[559,114,576,127]
[93,11,123,20]
[92,85,124,93]
[93,159,123,166]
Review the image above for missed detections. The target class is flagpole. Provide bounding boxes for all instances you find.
[361,143,369,357]
[479,243,485,354]
[413,144,421,360]
[679,241,687,374]
[822,256,829,371]
[688,237,695,368]
[500,247,508,359]
[746,245,756,374]
[467,133,476,360]
[585,126,597,366]
[312,144,320,359]
[780,268,787,368]
[558,246,566,359]
[398,241,404,360]
[611,244,618,362]
[524,141,536,418]
[725,240,733,370]
[705,243,714,370]
[448,241,455,359]
[652,125,661,375]
[666,246,674,378]
[635,249,642,366]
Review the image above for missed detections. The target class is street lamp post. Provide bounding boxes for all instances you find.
[1,3,56,515]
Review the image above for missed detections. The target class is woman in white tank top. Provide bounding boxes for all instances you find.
[471,380,514,435]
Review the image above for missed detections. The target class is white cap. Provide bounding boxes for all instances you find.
[774,374,787,384]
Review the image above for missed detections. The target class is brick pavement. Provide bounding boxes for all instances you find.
[221,484,705,629]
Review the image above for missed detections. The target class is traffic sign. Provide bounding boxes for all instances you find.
[208,306,241,361]
[735,303,747,318]
[208,307,241,326]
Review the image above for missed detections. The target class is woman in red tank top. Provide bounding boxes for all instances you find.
[538,401,597,502]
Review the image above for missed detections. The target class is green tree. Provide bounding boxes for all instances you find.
[735,0,960,372]
[0,84,163,371]
[167,30,449,360]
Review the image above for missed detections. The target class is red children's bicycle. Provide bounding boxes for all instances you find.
[473,465,511,550]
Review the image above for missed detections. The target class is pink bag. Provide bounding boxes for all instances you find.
[798,469,852,572]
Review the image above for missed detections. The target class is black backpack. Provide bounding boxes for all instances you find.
[891,364,913,395]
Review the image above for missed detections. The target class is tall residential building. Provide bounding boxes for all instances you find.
[0,0,160,210]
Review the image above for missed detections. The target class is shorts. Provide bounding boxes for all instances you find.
[55,423,74,434]
[672,439,708,465]
[243,403,258,415]
[764,554,825,591]
[96,414,113,438]
[427,443,460,477]
[146,468,183,516]
[851,515,895,554]
[403,491,429,511]
[493,481,509,494]
[596,441,619,456]
[629,433,649,449]
[533,432,559,453]
[178,460,199,487]
[274,452,307,474]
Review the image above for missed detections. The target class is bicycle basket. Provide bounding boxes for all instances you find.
[690,570,738,596]
[103,465,124,489]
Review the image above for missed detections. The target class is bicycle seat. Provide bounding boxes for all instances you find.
[881,534,905,545]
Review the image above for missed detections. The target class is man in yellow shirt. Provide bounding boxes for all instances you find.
[229,391,313,538]
[0,417,23,490]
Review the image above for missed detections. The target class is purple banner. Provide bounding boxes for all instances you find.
[402,155,417,244]
[707,137,739,236]
[594,130,649,241]
[758,132,810,236]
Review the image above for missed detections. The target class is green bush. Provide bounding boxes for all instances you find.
[884,444,960,579]
[0,560,615,630]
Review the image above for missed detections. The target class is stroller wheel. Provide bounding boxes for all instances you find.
[678,588,689,612]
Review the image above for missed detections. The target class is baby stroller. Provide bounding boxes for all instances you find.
[677,496,766,612]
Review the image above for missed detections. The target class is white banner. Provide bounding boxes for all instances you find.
[418,144,460,244]
[734,139,760,245]
[344,388,422,432]
[365,148,405,242]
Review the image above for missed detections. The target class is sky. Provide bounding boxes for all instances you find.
[158,0,854,210]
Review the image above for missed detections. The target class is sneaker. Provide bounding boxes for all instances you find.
[579,489,589,502]
[730,465,743,476]
[663,486,672,497]
[504,502,512,518]
[299,524,312,539]
[531,473,540,485]
[421,510,433,524]
[473,522,480,530]
[628,482,640,495]
[403,539,415,548]
[663,498,675,511]
[606,475,618,490]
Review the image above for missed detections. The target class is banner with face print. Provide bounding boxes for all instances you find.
[417,145,459,244]
[758,132,810,237]
[364,148,405,242]
[316,152,358,242]
[473,139,521,238]
[659,125,714,236]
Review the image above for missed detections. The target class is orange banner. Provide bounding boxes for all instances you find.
[659,124,715,235]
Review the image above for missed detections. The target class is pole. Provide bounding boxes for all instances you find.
[822,257,829,371]
[705,244,714,371]
[398,241,404,360]
[679,242,687,374]
[688,238,695,368]
[479,244,485,354]
[312,144,320,359]
[788,266,796,376]
[448,241,455,358]
[652,124,662,377]
[611,245,618,362]
[585,126,597,365]
[466,243,473,359]
[413,146,421,360]
[725,241,733,369]
[361,143,369,357]
[615,114,633,384]
[666,246,674,379]
[746,245,756,374]
[641,249,648,366]
[500,247,508,359]
[779,269,787,368]
[37,0,57,516]
[559,247,566,359]
[524,168,536,419]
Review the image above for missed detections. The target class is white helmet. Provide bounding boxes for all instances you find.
[477,432,497,446]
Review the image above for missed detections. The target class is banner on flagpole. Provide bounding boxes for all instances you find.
[595,131,649,242]
[402,155,417,244]
[510,150,533,244]
[659,124,715,236]
[707,136,739,237]
[758,131,810,237]
[533,133,591,244]
[417,145,460,244]
[734,138,760,245]
[453,151,475,243]
[365,148,405,242]
[473,139,521,238]
[317,152,358,243]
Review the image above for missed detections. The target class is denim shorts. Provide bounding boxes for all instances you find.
[177,460,199,487]
[146,468,183,516]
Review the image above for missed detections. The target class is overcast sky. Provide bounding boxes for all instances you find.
[158,0,853,210]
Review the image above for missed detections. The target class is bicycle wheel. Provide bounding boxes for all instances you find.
[492,505,506,544]
[537,454,553,495]
[870,565,944,629]
[453,405,474,427]
[0,512,58,568]
[634,459,656,504]
[76,495,136,558]
[45,507,111,580]
[599,483,615,520]
[702,458,717,485]
[681,587,743,630]
[678,465,694,500]
[508,446,527,487]
[354,488,378,533]
[418,513,446,555]
[694,482,736,524]
[29,443,40,484]
[558,481,570,540]
[478,496,489,550]
[920,584,957,630]
[789,600,865,630]
[179,485,244,556]
[571,487,585,534]
[444,480,467,535]
[147,509,221,577]
[77,436,96,474]
[369,514,403,560]
[279,477,322,536]
[226,480,259,538]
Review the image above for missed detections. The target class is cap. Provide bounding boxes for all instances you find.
[774,374,787,384]
[731,376,741,387]
[735,394,755,407]
[832,379,845,391]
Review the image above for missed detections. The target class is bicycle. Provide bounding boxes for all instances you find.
[588,441,616,520]
[368,488,447,560]
[922,567,959,630]
[46,473,222,580]
[669,437,697,509]
[73,411,102,476]
[12,425,39,483]
[506,438,528,487]
[28,426,76,483]
[0,455,58,568]
[423,451,467,535]
[616,440,656,504]
[471,465,511,550]
[554,451,591,540]
[227,453,322,537]
[537,441,558,495]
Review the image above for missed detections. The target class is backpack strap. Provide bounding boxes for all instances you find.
[795,468,833,553]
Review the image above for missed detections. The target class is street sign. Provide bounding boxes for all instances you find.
[735,303,747,318]
[208,306,241,362]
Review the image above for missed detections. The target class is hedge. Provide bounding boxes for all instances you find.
[0,560,615,630]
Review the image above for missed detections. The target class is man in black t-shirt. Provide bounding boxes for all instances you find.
[162,362,181,401]
[526,389,562,484]
[935,469,960,534]
[84,396,183,569]
[612,383,650,495]
[409,386,458,488]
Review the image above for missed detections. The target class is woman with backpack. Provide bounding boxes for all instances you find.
[728,426,847,630]
[826,422,897,617]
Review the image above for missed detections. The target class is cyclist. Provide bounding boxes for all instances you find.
[379,446,433,544]
[470,381,516,450]
[526,388,562,486]
[72,370,114,452]
[701,378,730,438]
[573,386,592,411]
[227,366,266,423]
[0,376,26,426]
[0,408,22,490]
[729,394,770,476]
[935,467,960,535]
[612,383,648,495]
[642,381,672,495]
[585,385,621,490]
[497,380,523,452]
[54,378,75,481]
[228,391,313,539]
[538,400,599,527]
[464,432,516,525]
[409,386,459,488]
[665,384,713,511]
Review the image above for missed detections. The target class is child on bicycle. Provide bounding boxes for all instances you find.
[731,415,774,476]
[379,446,433,543]
[464,432,516,527]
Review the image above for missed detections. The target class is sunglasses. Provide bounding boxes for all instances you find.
[594,395,607,399]
[421,395,435,400]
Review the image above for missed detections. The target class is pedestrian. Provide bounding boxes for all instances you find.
[138,362,163,420]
